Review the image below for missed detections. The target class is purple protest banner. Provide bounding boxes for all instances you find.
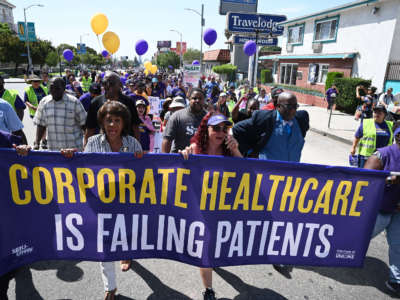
[0,149,388,276]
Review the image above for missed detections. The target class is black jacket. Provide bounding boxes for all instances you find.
[232,110,309,157]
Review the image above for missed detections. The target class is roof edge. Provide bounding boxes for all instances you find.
[279,0,378,26]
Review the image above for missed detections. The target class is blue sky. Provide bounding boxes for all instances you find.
[12,0,351,60]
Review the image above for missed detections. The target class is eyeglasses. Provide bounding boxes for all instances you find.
[210,125,228,133]
[279,103,299,110]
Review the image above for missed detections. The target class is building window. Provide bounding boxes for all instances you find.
[280,64,298,85]
[288,24,304,45]
[308,64,329,83]
[314,16,339,43]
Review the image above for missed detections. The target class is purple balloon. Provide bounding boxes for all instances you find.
[101,50,109,58]
[63,49,74,62]
[243,40,257,56]
[192,60,200,65]
[203,28,217,46]
[135,39,148,56]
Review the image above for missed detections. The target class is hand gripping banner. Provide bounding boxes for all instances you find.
[0,149,388,275]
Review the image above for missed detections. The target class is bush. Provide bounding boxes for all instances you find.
[212,64,237,75]
[333,77,371,114]
[325,72,343,90]
[260,69,273,84]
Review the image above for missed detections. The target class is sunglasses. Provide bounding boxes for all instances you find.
[279,103,299,110]
[210,125,228,133]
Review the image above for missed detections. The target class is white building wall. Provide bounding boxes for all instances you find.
[281,0,399,90]
[388,3,400,61]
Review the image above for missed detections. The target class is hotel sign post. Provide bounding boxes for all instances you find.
[226,12,286,86]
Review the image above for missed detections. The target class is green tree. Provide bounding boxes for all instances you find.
[30,39,55,68]
[133,56,140,67]
[156,52,180,69]
[183,48,201,64]
[260,45,282,52]
[45,50,59,67]
[0,23,26,74]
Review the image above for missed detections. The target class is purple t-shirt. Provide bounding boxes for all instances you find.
[355,121,391,149]
[326,88,338,101]
[376,144,400,213]
[79,92,92,112]
[0,130,21,148]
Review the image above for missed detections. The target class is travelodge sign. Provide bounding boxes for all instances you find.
[227,12,287,35]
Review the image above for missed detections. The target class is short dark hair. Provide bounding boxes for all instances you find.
[190,88,205,98]
[97,101,131,136]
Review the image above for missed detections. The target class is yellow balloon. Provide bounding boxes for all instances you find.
[102,31,120,54]
[144,61,152,69]
[91,13,108,35]
[144,69,149,75]
[150,65,158,74]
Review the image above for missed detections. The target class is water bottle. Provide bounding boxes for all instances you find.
[349,154,358,167]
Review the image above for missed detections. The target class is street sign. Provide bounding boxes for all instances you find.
[157,41,171,48]
[219,0,258,16]
[17,22,36,42]
[233,36,278,46]
[76,43,86,54]
[183,65,200,72]
[226,12,286,35]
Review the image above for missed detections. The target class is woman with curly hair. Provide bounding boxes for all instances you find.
[179,112,242,300]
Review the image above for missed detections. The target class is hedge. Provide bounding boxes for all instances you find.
[212,64,237,75]
[260,69,273,84]
[325,72,343,90]
[333,77,371,114]
[265,83,324,97]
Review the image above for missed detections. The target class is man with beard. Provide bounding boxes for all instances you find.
[162,88,206,153]
[85,71,141,144]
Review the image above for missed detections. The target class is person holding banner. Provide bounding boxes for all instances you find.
[84,100,143,300]
[365,121,400,295]
[179,112,242,300]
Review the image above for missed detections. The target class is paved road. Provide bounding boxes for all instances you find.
[3,81,395,300]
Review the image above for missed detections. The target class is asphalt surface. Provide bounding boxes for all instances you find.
[3,81,396,300]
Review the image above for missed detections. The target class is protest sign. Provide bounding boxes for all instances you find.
[0,150,388,275]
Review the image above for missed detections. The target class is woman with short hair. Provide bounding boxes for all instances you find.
[85,100,143,300]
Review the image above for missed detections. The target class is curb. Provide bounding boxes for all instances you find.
[310,127,353,146]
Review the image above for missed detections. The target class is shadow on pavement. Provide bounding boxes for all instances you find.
[13,260,84,300]
[129,260,192,300]
[214,267,288,300]
[296,256,394,297]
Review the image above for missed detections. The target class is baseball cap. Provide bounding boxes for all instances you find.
[136,99,147,107]
[207,114,232,126]
[89,83,101,94]
[271,88,284,98]
[152,77,158,83]
[219,92,227,97]
[169,96,186,109]
[373,104,387,114]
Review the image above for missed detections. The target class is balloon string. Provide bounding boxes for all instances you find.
[96,35,102,52]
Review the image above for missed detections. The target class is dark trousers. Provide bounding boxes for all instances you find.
[0,270,15,300]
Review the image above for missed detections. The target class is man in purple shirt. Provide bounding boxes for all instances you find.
[365,122,400,296]
[79,83,101,112]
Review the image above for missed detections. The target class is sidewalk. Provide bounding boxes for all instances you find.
[299,103,358,145]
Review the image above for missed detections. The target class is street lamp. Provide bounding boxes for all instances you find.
[24,4,44,75]
[79,33,90,49]
[185,4,204,72]
[170,29,183,69]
